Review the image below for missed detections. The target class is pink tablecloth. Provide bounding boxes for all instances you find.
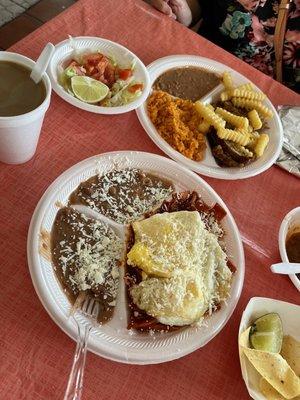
[1,1,299,399]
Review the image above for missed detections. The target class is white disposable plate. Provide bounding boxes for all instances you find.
[136,55,283,180]
[238,297,300,400]
[47,36,151,114]
[27,151,245,364]
[279,207,300,291]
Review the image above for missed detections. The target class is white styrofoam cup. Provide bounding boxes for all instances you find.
[0,51,51,164]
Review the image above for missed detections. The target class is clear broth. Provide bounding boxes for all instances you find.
[0,60,46,117]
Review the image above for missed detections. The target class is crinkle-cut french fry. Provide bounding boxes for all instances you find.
[217,127,250,146]
[248,109,262,130]
[220,91,230,101]
[237,128,251,137]
[252,131,260,138]
[231,89,266,101]
[215,107,249,129]
[236,83,254,91]
[240,146,254,157]
[220,84,255,102]
[195,101,226,130]
[238,125,254,135]
[232,98,273,119]
[247,132,259,147]
[247,138,258,149]
[254,133,269,157]
[198,120,211,133]
[223,71,234,91]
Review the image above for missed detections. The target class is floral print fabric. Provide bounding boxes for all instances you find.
[198,0,300,92]
[220,11,252,39]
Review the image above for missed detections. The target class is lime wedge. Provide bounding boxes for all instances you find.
[71,76,109,103]
[249,313,283,353]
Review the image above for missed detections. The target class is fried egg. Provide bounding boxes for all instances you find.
[128,211,232,326]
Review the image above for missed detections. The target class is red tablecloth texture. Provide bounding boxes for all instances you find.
[0,1,299,399]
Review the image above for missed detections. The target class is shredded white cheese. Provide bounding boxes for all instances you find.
[129,211,232,326]
[57,211,123,296]
[71,168,174,224]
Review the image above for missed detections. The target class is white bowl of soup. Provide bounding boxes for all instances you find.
[279,206,300,292]
[0,51,51,164]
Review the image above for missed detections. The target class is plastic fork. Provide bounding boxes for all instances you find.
[64,297,100,400]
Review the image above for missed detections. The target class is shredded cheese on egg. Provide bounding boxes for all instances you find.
[129,211,232,326]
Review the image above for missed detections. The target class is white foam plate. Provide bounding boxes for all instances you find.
[279,207,300,292]
[239,297,300,400]
[136,55,283,180]
[27,151,245,364]
[47,36,151,114]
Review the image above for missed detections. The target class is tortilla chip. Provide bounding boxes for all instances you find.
[259,336,300,400]
[242,347,300,399]
[240,328,300,400]
[260,377,300,400]
[260,378,287,400]
[239,327,251,348]
[281,336,300,376]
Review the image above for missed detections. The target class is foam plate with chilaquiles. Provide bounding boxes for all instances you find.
[27,151,245,364]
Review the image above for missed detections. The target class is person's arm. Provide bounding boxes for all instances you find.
[150,0,197,26]
[150,0,176,18]
[186,0,201,26]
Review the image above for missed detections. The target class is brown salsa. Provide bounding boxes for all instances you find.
[286,228,300,263]
[153,67,221,102]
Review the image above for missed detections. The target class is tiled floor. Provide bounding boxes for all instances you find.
[0,0,77,49]
[0,0,40,28]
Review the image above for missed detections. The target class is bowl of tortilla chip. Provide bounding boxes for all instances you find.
[238,297,300,400]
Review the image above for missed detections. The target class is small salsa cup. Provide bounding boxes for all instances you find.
[278,206,300,292]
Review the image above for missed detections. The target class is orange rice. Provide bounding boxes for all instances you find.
[147,91,206,161]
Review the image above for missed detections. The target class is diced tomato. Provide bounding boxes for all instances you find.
[65,59,78,68]
[128,83,143,93]
[95,59,109,76]
[85,64,96,75]
[91,72,105,82]
[66,52,118,87]
[70,66,86,76]
[118,69,133,80]
[64,60,85,75]
[104,63,116,87]
[83,53,105,66]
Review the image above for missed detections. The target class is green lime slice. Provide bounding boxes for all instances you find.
[71,76,109,104]
[249,313,283,353]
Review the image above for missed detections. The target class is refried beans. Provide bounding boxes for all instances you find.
[153,67,221,102]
